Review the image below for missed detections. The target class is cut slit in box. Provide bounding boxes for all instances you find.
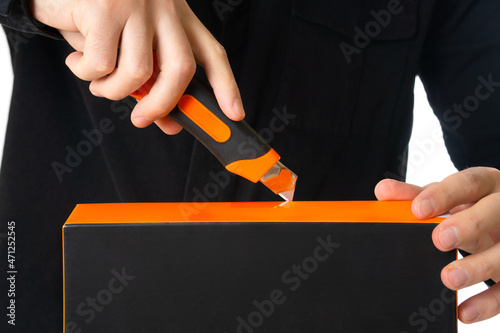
[62,201,457,333]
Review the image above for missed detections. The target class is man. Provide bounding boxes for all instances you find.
[1,0,500,331]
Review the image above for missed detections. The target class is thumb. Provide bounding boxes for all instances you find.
[374,179,425,201]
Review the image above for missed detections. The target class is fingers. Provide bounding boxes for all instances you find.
[458,283,500,323]
[178,0,244,121]
[55,0,243,134]
[432,193,500,252]
[65,12,122,81]
[416,167,500,324]
[31,0,123,82]
[442,243,500,292]
[441,242,500,292]
[117,2,242,131]
[412,167,500,219]
[130,6,196,128]
[59,31,86,52]
[374,179,424,201]
[89,9,154,100]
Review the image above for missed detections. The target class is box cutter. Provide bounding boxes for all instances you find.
[130,69,297,201]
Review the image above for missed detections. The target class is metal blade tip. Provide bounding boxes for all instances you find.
[260,161,297,201]
[278,188,295,202]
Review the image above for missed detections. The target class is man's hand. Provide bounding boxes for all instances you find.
[29,0,245,134]
[375,167,500,324]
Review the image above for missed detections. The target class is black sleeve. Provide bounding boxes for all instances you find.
[0,0,61,39]
[419,0,500,170]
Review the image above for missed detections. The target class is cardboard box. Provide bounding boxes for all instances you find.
[63,201,457,333]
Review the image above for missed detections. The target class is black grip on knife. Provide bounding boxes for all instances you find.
[130,65,282,183]
[168,76,272,166]
[167,76,281,183]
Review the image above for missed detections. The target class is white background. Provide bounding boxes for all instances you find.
[0,30,499,332]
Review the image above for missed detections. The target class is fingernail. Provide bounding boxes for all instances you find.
[417,198,436,218]
[132,117,153,128]
[448,268,469,288]
[462,305,480,322]
[232,97,245,119]
[90,90,103,98]
[439,227,459,249]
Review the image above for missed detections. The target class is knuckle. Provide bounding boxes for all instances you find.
[211,41,227,59]
[465,209,481,233]
[176,57,196,78]
[126,63,153,83]
[146,84,178,114]
[479,258,496,280]
[465,237,482,253]
[460,168,488,196]
[142,95,176,119]
[90,58,116,76]
[197,41,227,67]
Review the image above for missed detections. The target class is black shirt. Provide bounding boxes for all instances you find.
[1,0,500,331]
